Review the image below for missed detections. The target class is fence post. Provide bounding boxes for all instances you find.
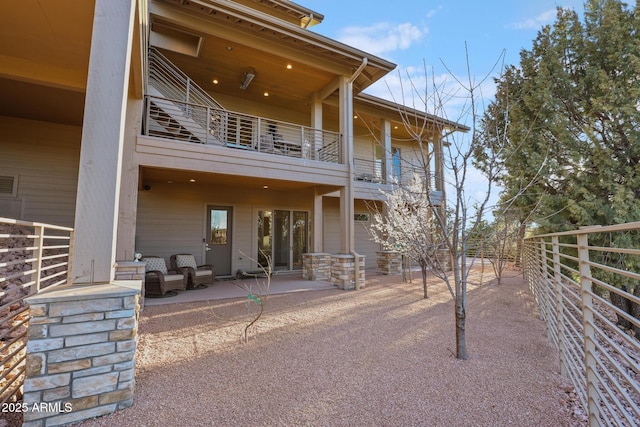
[576,231,600,426]
[551,235,567,377]
[33,225,45,294]
[538,238,549,322]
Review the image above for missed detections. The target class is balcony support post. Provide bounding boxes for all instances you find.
[73,0,136,284]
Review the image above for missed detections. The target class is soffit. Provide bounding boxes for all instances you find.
[0,0,95,125]
[233,0,324,27]
[140,166,337,193]
[152,0,395,100]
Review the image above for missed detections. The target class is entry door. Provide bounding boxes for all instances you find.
[206,206,232,276]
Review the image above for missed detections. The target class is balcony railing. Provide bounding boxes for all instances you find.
[0,217,73,403]
[143,95,343,164]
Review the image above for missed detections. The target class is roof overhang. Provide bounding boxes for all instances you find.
[153,0,395,94]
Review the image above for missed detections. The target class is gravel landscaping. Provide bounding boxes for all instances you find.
[73,267,581,427]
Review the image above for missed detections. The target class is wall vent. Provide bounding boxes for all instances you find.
[0,175,18,197]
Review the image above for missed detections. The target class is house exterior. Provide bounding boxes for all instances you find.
[1,0,465,287]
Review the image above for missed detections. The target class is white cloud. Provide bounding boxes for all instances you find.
[507,9,557,30]
[425,6,443,19]
[336,22,426,56]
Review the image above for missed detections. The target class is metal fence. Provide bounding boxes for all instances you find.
[0,217,73,403]
[523,223,640,426]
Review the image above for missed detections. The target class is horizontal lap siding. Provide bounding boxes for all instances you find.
[0,117,81,226]
[135,181,314,272]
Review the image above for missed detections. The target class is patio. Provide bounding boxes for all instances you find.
[143,271,335,306]
[76,266,580,427]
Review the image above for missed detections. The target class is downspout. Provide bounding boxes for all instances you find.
[347,58,367,290]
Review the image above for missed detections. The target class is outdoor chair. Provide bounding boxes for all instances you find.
[170,254,215,289]
[143,256,187,297]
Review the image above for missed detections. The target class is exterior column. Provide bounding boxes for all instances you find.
[313,188,323,253]
[310,92,323,157]
[116,99,142,262]
[434,132,445,198]
[381,119,392,182]
[338,75,354,253]
[73,0,137,283]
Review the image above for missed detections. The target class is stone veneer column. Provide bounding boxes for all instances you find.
[22,281,141,426]
[302,253,331,281]
[330,254,365,290]
[376,251,402,275]
[114,261,146,308]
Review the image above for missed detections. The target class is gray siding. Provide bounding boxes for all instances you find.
[0,116,80,226]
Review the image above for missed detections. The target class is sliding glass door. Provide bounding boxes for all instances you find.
[257,209,308,271]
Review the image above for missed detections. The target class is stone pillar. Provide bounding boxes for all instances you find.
[114,261,146,307]
[330,254,365,290]
[23,281,141,426]
[302,253,331,281]
[376,251,402,275]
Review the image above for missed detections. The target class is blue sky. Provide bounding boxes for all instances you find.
[303,0,635,213]
[303,0,598,116]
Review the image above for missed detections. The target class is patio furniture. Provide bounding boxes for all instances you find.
[170,254,215,289]
[143,256,187,297]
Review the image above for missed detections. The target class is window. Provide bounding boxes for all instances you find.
[354,213,370,222]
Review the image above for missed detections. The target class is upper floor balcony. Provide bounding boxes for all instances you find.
[142,47,342,164]
[143,95,342,164]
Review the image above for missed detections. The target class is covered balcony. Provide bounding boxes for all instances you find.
[142,47,343,164]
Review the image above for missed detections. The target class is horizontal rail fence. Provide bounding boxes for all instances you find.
[523,223,640,427]
[144,95,343,164]
[0,217,73,403]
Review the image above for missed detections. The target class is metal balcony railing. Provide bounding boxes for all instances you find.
[144,95,343,163]
[0,217,73,404]
[145,47,343,164]
[524,224,640,426]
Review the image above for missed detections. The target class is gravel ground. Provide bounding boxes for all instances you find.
[74,267,580,427]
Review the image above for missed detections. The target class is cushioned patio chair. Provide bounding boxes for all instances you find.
[170,254,215,290]
[143,256,187,297]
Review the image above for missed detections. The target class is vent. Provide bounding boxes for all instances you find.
[0,175,17,197]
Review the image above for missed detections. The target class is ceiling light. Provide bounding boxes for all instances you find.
[286,64,292,69]
[263,185,269,189]
[212,79,219,84]
[189,179,196,183]
[240,68,255,90]
[263,92,269,97]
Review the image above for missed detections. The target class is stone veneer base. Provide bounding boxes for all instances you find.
[23,278,142,427]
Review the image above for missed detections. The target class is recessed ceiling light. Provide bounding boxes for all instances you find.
[286,64,292,69]
[189,179,196,183]
[226,46,233,51]
[212,79,219,84]
[264,92,269,97]
[263,185,269,189]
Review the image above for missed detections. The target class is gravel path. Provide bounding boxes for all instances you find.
[77,268,579,427]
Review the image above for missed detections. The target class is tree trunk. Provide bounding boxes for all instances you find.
[421,264,428,299]
[514,221,526,268]
[610,286,632,330]
[455,296,467,359]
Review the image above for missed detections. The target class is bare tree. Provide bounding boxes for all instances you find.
[368,47,510,360]
[234,251,272,343]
